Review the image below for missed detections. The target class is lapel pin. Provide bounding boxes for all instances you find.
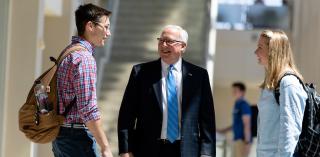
[188,73,192,76]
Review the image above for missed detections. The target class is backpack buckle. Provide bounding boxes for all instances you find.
[46,86,50,93]
[49,57,57,64]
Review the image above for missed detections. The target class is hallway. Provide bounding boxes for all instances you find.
[2,0,320,157]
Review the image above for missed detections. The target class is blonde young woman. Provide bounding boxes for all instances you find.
[254,30,307,157]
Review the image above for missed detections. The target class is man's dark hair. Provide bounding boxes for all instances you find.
[232,82,246,92]
[75,3,111,36]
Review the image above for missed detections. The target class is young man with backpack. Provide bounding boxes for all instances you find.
[52,4,113,157]
[217,82,252,157]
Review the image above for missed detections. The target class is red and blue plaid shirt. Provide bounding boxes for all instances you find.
[57,36,101,124]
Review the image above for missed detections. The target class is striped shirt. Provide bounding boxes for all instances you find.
[57,36,100,124]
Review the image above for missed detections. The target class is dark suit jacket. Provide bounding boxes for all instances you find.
[118,59,216,157]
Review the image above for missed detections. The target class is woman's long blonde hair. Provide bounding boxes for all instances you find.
[260,30,303,89]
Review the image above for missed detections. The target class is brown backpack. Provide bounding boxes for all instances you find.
[19,45,85,143]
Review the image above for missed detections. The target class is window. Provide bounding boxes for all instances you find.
[217,0,290,30]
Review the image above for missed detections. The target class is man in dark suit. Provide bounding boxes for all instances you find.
[118,25,216,157]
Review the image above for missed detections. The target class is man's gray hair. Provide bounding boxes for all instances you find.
[162,25,188,44]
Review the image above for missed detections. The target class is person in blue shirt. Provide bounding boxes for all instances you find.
[254,30,307,157]
[218,82,252,157]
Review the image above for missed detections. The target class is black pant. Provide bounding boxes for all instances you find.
[158,140,181,157]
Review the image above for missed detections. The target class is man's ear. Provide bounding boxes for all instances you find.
[85,21,94,32]
[181,43,187,53]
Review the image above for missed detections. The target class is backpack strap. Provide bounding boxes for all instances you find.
[274,72,305,105]
[62,97,77,116]
[38,44,87,87]
[56,44,86,116]
[57,44,86,65]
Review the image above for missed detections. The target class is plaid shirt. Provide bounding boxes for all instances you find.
[57,36,100,124]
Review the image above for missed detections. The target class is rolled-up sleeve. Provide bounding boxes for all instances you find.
[73,53,100,123]
[278,77,307,157]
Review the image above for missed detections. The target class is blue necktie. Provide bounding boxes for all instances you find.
[166,65,179,143]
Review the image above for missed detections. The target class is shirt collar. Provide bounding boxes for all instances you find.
[236,97,245,103]
[71,36,95,55]
[161,57,182,72]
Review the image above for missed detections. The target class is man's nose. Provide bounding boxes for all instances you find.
[107,30,111,37]
[160,41,168,47]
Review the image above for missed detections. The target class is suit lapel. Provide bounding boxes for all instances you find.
[181,60,192,116]
[152,59,163,112]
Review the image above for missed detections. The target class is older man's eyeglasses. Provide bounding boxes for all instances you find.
[157,38,183,45]
[92,21,110,31]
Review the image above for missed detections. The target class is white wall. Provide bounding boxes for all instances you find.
[0,0,10,156]
[2,0,45,157]
[213,30,263,135]
[42,0,79,71]
[214,30,264,88]
[292,0,320,84]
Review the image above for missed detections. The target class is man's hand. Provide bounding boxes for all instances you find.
[216,126,232,134]
[120,152,134,157]
[85,119,112,157]
[216,128,224,134]
[101,148,113,157]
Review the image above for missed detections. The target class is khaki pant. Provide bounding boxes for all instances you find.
[232,140,250,157]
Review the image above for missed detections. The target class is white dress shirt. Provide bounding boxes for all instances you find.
[160,58,182,140]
